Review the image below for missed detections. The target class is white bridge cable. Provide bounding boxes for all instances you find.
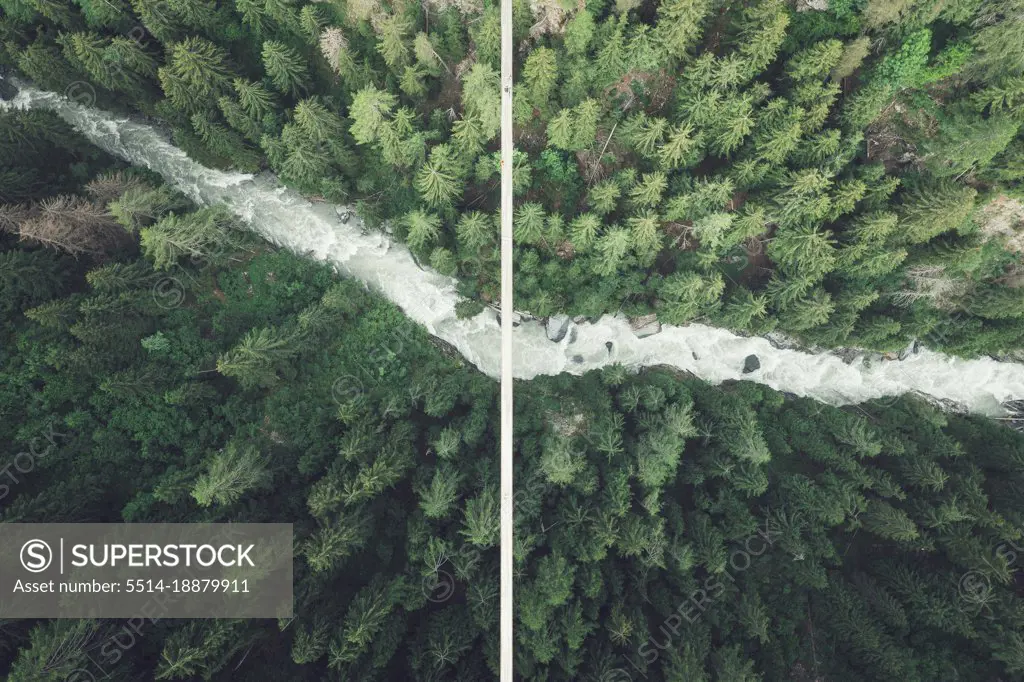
[5,84,1024,423]
[499,0,515,675]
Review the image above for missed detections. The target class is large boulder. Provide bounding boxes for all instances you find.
[742,354,761,374]
[546,315,571,343]
[631,314,662,339]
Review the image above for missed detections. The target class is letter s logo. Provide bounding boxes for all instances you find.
[20,539,52,573]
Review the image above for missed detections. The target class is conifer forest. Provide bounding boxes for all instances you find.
[3,0,1024,680]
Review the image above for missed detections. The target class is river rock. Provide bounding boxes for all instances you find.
[631,314,662,339]
[742,354,761,374]
[546,315,571,342]
[496,310,523,328]
[764,331,801,350]
[835,348,861,365]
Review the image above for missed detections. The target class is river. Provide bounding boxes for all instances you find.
[6,83,1024,416]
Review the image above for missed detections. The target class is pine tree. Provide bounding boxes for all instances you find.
[471,6,501,67]
[862,500,920,543]
[159,37,232,111]
[767,225,837,280]
[164,0,224,33]
[5,620,105,680]
[720,290,769,330]
[588,181,621,215]
[291,620,330,664]
[236,0,272,36]
[594,16,627,87]
[455,210,495,253]
[61,32,156,96]
[154,621,249,680]
[572,99,600,151]
[190,112,261,171]
[787,40,844,82]
[564,10,595,57]
[294,97,344,143]
[328,579,397,667]
[832,36,872,81]
[920,107,1021,178]
[690,212,733,253]
[452,115,486,161]
[735,0,789,77]
[899,181,977,244]
[302,511,371,573]
[75,0,130,28]
[659,123,701,170]
[569,212,601,251]
[593,224,630,274]
[191,440,271,507]
[299,4,326,44]
[217,96,263,142]
[109,185,188,232]
[216,325,298,388]
[349,85,398,145]
[418,463,462,518]
[461,485,500,547]
[546,108,574,151]
[522,47,558,117]
[140,206,242,269]
[234,78,277,120]
[970,0,1024,81]
[415,144,461,206]
[628,172,668,208]
[413,32,440,72]
[659,271,724,323]
[399,64,427,98]
[13,41,80,94]
[461,63,500,141]
[627,114,667,158]
[779,288,834,331]
[515,203,546,245]
[403,209,441,252]
[29,0,79,27]
[262,40,309,97]
[376,14,411,70]
[15,194,128,257]
[0,249,66,313]
[85,259,154,293]
[653,0,710,62]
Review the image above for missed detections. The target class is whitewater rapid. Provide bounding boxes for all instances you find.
[6,84,1024,416]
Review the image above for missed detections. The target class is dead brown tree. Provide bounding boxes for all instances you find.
[84,171,145,206]
[6,195,130,258]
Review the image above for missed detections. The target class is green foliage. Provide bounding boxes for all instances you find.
[191,439,271,506]
[140,205,247,269]
[6,164,1024,681]
[402,209,441,253]
[262,40,309,97]
[7,0,1024,677]
[4,0,1019,358]
[415,144,461,207]
[899,180,977,243]
[158,37,232,112]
